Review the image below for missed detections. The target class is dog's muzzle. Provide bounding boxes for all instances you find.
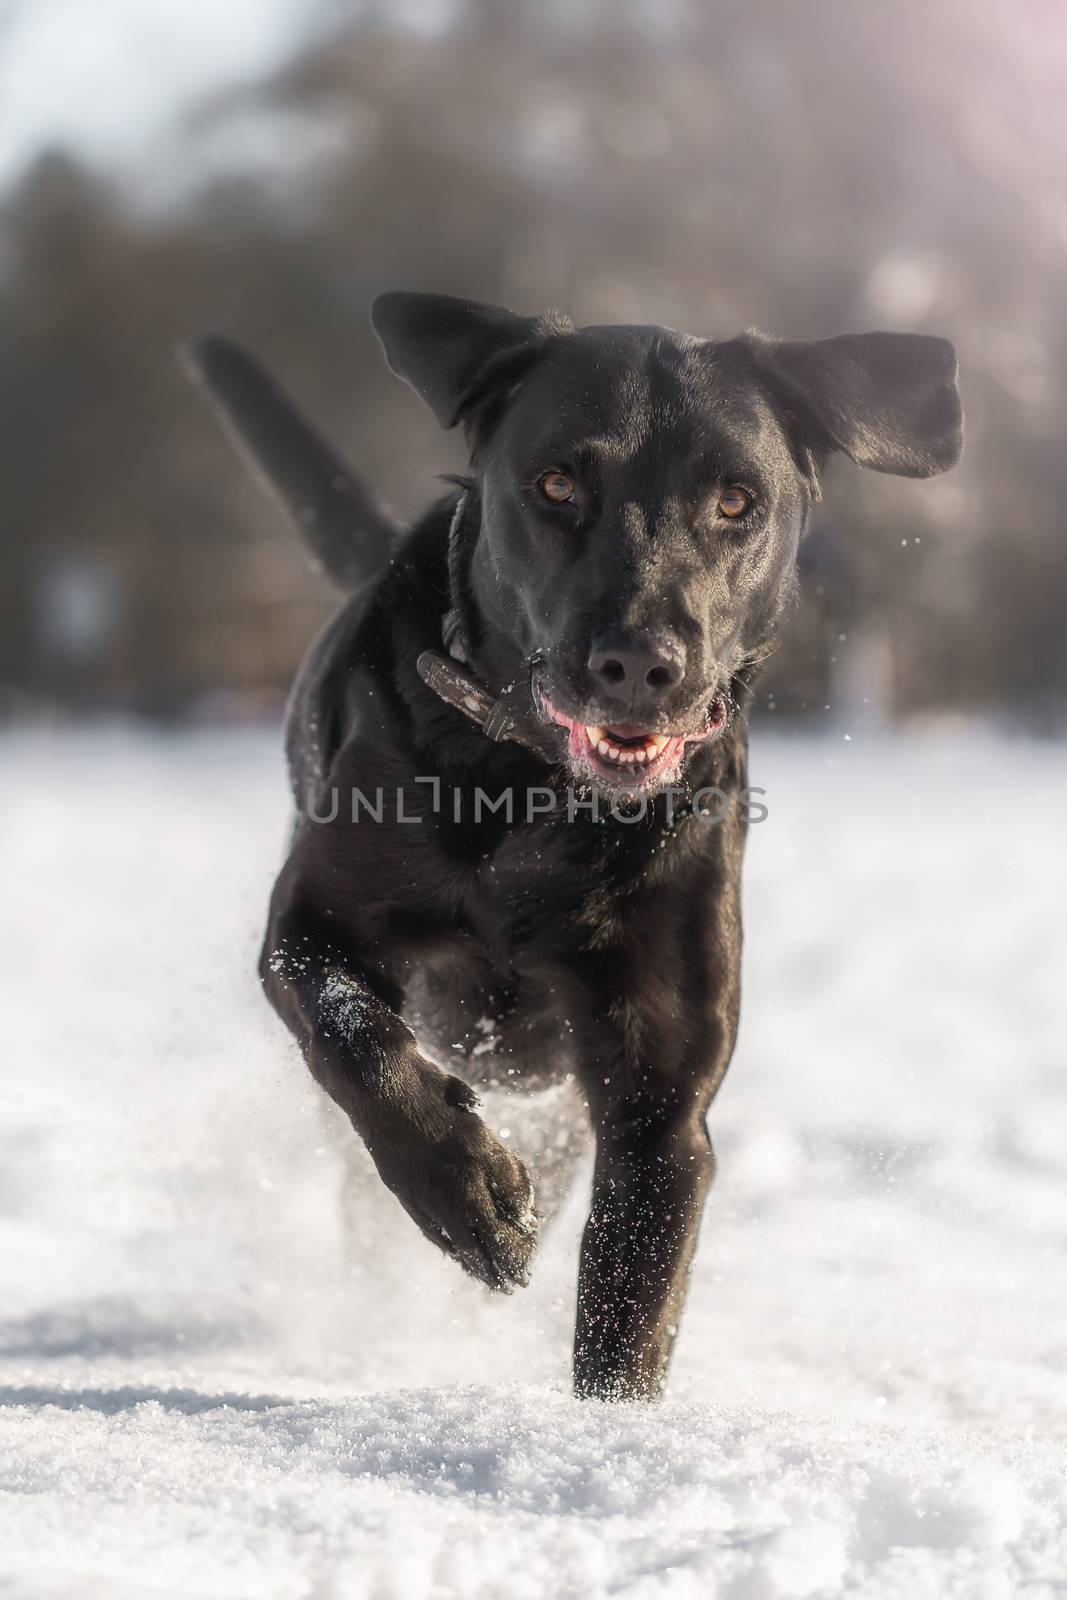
[537,691,730,792]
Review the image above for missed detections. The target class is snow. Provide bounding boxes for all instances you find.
[1,723,1066,1598]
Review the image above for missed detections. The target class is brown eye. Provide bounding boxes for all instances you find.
[717,486,752,519]
[539,471,576,505]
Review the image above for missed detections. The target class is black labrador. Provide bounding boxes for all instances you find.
[188,294,962,1399]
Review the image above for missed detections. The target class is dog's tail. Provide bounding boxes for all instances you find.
[181,335,399,591]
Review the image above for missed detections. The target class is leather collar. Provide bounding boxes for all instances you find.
[415,494,562,762]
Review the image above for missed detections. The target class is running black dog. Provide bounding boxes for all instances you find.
[188,295,962,1399]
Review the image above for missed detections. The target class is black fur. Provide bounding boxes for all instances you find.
[195,295,961,1400]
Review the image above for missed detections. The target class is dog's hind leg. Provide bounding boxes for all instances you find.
[181,334,399,591]
[476,1078,588,1234]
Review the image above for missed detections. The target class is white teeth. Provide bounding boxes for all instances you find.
[586,724,674,768]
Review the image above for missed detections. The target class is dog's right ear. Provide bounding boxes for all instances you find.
[371,292,571,429]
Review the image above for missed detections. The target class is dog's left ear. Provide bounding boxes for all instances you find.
[371,292,572,429]
[756,331,963,478]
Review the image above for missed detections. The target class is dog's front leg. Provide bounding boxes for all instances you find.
[260,869,537,1292]
[573,1085,717,1401]
[572,840,743,1400]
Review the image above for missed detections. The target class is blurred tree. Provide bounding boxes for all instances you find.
[1,0,1065,723]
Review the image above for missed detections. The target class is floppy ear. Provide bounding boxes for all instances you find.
[758,331,963,478]
[371,292,572,429]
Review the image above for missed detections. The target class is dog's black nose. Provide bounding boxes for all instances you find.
[587,633,684,700]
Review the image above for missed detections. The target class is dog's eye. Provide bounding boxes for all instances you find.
[717,487,752,519]
[539,472,576,505]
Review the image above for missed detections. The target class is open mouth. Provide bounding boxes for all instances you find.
[539,695,730,789]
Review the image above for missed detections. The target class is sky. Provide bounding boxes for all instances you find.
[0,0,310,192]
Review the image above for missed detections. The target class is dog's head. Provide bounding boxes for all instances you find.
[373,293,962,793]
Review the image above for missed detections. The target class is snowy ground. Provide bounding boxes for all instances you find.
[1,723,1065,1599]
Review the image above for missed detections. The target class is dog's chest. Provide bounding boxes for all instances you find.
[400,818,635,1084]
[467,812,636,952]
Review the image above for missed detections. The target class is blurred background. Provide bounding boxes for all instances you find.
[2,0,1065,728]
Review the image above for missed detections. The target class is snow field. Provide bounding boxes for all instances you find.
[1,725,1065,1598]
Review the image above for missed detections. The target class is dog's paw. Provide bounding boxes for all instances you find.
[370,1067,539,1292]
